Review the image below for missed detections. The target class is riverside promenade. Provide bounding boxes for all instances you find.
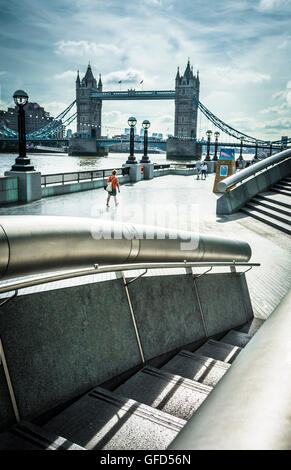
[0,171,290,320]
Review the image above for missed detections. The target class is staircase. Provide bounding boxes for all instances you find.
[240,176,291,235]
[0,318,263,450]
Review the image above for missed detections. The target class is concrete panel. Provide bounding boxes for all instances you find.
[244,178,260,199]
[127,273,206,360]
[195,273,253,337]
[41,175,130,198]
[5,171,41,202]
[0,279,141,423]
[0,177,19,205]
[255,173,270,193]
[0,367,16,432]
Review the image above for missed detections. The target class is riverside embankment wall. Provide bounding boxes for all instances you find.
[0,270,253,431]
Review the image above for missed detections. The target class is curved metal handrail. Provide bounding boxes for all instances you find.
[218,147,291,192]
[0,216,252,280]
[0,261,260,295]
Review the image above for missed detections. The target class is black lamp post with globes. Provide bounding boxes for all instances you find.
[11,90,35,171]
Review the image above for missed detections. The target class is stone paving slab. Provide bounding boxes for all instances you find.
[220,330,253,348]
[114,366,212,421]
[43,386,186,450]
[161,350,230,387]
[195,339,242,363]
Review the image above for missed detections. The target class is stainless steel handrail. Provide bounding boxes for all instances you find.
[0,261,260,295]
[0,216,252,280]
[218,147,291,192]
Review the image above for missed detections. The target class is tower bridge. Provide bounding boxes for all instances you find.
[0,59,289,158]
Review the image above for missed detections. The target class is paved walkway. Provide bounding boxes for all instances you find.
[0,173,290,319]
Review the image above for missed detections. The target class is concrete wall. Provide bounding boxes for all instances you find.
[0,270,253,431]
[217,158,291,215]
[0,177,18,204]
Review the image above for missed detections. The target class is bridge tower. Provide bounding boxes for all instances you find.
[76,64,102,138]
[174,60,199,139]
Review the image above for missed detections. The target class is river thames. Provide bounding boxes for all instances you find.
[0,152,171,176]
[0,150,255,177]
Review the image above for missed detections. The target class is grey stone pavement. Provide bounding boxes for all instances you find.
[0,173,290,320]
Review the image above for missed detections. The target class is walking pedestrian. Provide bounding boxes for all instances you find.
[106,169,120,206]
[195,159,201,179]
[201,162,208,180]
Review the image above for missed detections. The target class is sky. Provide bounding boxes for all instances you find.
[0,0,291,140]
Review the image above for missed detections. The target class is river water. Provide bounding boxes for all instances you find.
[0,152,171,177]
[0,151,254,177]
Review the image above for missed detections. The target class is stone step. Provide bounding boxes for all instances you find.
[274,183,291,192]
[235,318,265,336]
[257,192,291,209]
[43,386,186,450]
[278,180,291,188]
[114,366,212,421]
[220,330,253,348]
[270,187,291,197]
[0,421,85,450]
[245,202,291,225]
[251,197,291,216]
[161,350,230,387]
[241,207,291,235]
[194,339,242,363]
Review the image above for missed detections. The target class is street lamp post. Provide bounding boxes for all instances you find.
[213,131,220,160]
[126,116,137,164]
[140,120,151,163]
[239,137,245,161]
[253,140,258,161]
[11,90,35,171]
[205,130,212,160]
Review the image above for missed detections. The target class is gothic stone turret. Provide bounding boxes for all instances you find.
[69,64,107,156]
[75,64,102,139]
[174,60,199,139]
[167,60,202,160]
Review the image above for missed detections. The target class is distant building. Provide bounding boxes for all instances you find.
[152,133,163,140]
[125,127,137,135]
[1,102,64,138]
[66,129,73,138]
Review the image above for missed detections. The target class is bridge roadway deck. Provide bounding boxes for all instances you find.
[0,173,290,320]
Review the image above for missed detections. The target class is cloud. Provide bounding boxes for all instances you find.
[103,69,144,86]
[54,40,122,59]
[53,71,77,80]
[41,101,71,118]
[143,0,163,5]
[258,0,291,11]
[212,66,271,85]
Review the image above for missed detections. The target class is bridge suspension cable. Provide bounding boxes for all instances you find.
[195,98,282,145]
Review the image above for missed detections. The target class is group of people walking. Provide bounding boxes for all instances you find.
[195,160,208,180]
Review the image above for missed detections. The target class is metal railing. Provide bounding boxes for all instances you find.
[40,163,197,186]
[218,147,291,192]
[153,163,196,170]
[41,166,130,187]
[0,261,260,295]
